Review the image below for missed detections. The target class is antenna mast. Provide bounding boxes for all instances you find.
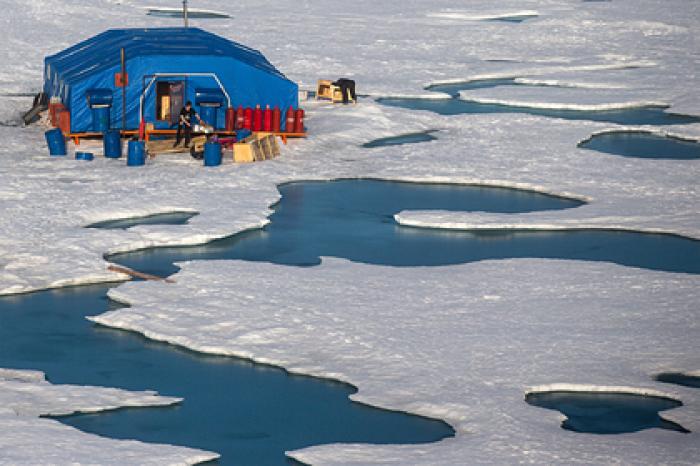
[183,0,189,27]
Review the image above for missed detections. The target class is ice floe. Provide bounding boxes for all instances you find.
[0,368,218,464]
[426,10,539,23]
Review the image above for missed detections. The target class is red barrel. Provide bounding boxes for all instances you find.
[272,106,281,132]
[253,105,263,132]
[58,110,71,135]
[263,105,272,131]
[49,104,57,126]
[50,103,65,127]
[236,105,244,129]
[243,107,253,130]
[285,107,295,133]
[294,108,305,133]
[225,107,235,131]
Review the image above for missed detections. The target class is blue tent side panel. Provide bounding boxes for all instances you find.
[44,28,298,133]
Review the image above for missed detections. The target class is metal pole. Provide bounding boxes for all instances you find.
[183,0,189,28]
[120,48,126,130]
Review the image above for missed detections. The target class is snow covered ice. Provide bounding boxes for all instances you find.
[95,259,700,465]
[0,369,218,464]
[0,0,699,464]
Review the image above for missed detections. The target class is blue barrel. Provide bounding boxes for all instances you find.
[203,142,222,166]
[44,128,66,156]
[127,140,146,166]
[103,130,122,158]
[199,105,218,129]
[91,106,110,132]
[75,152,94,161]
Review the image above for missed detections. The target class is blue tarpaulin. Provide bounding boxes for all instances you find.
[44,27,298,132]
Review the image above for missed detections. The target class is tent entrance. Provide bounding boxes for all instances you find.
[140,73,232,128]
[155,81,185,126]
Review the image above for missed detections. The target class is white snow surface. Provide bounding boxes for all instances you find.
[0,368,218,464]
[512,77,629,89]
[143,6,231,18]
[94,258,700,465]
[0,0,699,464]
[526,383,679,400]
[459,88,668,111]
[426,10,540,22]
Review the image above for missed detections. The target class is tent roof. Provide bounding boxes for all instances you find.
[45,27,287,85]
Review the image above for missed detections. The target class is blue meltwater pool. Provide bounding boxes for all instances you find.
[579,131,700,160]
[110,179,700,277]
[526,390,689,434]
[3,179,699,464]
[378,79,700,126]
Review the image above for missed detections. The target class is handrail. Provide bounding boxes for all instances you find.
[138,72,232,125]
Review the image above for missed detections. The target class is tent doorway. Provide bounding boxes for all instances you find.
[156,81,185,126]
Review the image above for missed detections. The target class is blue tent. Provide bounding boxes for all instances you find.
[44,27,298,133]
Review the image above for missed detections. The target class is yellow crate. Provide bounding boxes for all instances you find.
[233,141,255,163]
[316,79,353,103]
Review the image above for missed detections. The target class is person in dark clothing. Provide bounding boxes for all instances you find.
[332,78,357,104]
[174,101,203,147]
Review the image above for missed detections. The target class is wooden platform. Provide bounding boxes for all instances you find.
[146,136,206,156]
[142,129,237,142]
[67,130,137,145]
[67,129,306,146]
[107,264,174,283]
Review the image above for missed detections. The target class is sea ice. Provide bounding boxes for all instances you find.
[93,258,700,464]
[0,368,218,464]
[0,0,698,464]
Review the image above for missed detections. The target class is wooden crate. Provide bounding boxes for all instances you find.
[233,137,257,163]
[233,134,280,163]
[316,79,334,100]
[255,133,281,159]
[316,79,352,103]
[232,143,254,163]
[316,79,345,102]
[250,139,267,162]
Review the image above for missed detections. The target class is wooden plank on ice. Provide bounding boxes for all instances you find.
[107,265,175,283]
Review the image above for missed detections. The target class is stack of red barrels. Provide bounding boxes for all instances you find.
[225,105,305,133]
